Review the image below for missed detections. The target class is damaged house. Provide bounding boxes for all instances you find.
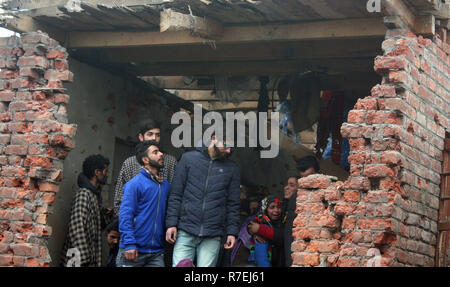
[0,0,448,267]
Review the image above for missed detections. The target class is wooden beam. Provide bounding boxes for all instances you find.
[414,15,436,35]
[67,17,387,48]
[126,58,376,76]
[383,0,417,30]
[160,8,223,40]
[99,38,383,63]
[436,19,450,30]
[3,0,171,10]
[407,0,441,10]
[383,0,437,35]
[1,15,66,43]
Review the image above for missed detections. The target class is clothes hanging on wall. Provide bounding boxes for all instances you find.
[290,72,321,133]
[316,91,348,170]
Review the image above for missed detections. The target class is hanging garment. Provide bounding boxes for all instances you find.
[290,72,321,133]
[316,91,344,166]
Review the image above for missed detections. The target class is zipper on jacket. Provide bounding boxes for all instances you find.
[199,160,213,237]
[150,183,162,253]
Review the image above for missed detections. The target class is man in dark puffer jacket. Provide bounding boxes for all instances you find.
[166,136,241,267]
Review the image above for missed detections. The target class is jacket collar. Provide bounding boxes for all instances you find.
[140,168,164,184]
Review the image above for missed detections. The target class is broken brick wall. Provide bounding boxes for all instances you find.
[47,57,182,267]
[292,29,449,267]
[0,32,76,267]
[0,32,181,267]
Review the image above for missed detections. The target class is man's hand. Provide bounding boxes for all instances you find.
[224,235,236,250]
[247,221,260,235]
[124,249,138,262]
[166,227,177,244]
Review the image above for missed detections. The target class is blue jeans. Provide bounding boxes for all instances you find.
[116,248,164,267]
[172,230,221,267]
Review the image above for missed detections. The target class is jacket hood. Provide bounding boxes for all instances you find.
[77,173,102,201]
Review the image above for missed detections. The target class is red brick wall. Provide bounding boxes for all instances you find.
[0,32,75,267]
[292,29,450,267]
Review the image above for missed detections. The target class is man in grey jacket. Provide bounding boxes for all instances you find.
[165,136,241,267]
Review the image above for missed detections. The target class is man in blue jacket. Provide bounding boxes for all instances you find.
[165,136,241,267]
[116,140,170,267]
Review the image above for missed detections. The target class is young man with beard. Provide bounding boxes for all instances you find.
[165,135,241,267]
[113,119,177,266]
[116,140,170,267]
[62,154,110,267]
[113,119,176,216]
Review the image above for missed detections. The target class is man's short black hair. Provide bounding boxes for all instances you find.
[287,174,300,180]
[135,140,160,166]
[82,154,110,179]
[106,219,119,233]
[297,156,320,172]
[138,119,161,136]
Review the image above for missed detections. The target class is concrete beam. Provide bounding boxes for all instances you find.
[66,17,387,48]
[99,38,383,63]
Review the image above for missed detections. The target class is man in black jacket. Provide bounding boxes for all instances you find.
[165,136,241,267]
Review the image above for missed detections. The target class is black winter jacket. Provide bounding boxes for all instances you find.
[165,145,241,238]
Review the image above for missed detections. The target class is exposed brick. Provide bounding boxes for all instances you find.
[24,156,53,168]
[309,216,338,228]
[38,182,59,193]
[0,255,13,266]
[17,56,49,69]
[4,145,28,156]
[0,91,15,101]
[337,257,361,267]
[358,218,394,231]
[46,50,66,59]
[44,70,73,82]
[307,240,340,253]
[54,94,70,104]
[363,165,397,178]
[354,98,378,110]
[292,252,319,266]
[54,59,68,70]
[374,56,408,73]
[341,125,373,139]
[344,177,370,191]
[370,85,397,98]
[347,110,365,123]
[298,175,332,189]
[48,135,75,149]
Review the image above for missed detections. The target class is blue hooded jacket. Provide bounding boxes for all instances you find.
[119,168,170,253]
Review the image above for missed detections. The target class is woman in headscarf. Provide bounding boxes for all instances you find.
[247,195,285,267]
